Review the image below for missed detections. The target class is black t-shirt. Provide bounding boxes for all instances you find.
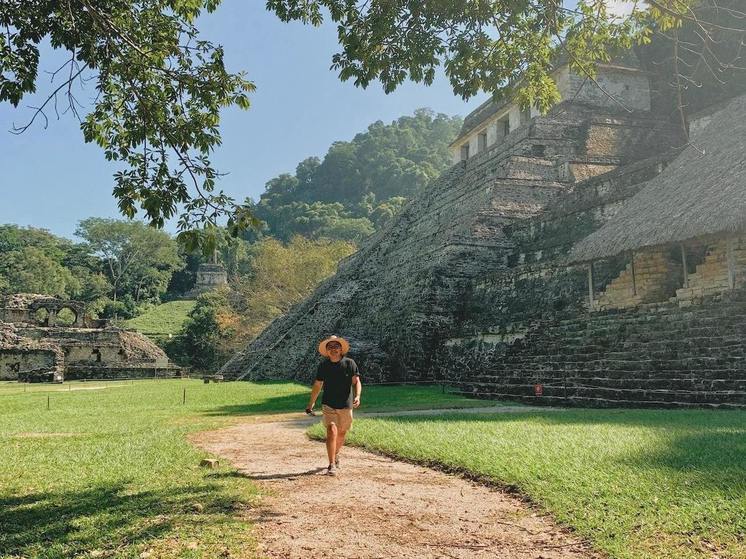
[316,357,360,409]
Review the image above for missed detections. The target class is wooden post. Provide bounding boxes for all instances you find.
[680,244,689,288]
[587,263,594,309]
[727,237,736,290]
[630,251,637,296]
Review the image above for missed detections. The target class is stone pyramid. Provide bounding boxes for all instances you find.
[221,95,669,383]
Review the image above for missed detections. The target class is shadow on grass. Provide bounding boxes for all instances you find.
[203,392,308,417]
[202,384,488,418]
[0,481,241,557]
[208,468,328,481]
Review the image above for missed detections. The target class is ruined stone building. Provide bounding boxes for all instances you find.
[186,250,229,297]
[0,294,180,382]
[221,54,746,408]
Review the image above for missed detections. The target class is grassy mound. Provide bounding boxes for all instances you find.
[122,300,196,336]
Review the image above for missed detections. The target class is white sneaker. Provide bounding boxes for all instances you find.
[326,464,337,476]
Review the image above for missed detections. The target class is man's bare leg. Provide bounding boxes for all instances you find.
[335,430,347,458]
[326,424,338,465]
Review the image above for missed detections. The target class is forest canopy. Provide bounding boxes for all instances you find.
[251,109,462,241]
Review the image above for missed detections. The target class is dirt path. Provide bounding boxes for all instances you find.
[192,413,601,559]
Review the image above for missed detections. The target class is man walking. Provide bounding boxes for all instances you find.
[306,335,361,476]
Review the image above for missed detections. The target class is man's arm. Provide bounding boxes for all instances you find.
[307,380,323,412]
[352,376,362,408]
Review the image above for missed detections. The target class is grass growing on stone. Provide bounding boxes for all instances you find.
[309,409,746,559]
[122,300,196,336]
[0,379,480,558]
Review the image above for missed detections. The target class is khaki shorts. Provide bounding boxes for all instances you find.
[322,405,353,431]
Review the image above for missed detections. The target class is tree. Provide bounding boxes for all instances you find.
[165,236,355,369]
[0,246,80,297]
[261,174,301,207]
[231,236,356,338]
[1,1,255,247]
[171,289,237,371]
[295,156,321,192]
[75,218,182,304]
[316,217,375,242]
[370,196,407,227]
[267,1,746,132]
[0,225,89,298]
[0,224,72,260]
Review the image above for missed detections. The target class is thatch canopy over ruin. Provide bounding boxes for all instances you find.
[568,93,746,264]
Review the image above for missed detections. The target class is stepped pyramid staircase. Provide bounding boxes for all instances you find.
[593,250,682,311]
[676,238,746,304]
[459,289,746,408]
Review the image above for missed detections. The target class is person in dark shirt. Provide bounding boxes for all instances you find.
[306,335,362,476]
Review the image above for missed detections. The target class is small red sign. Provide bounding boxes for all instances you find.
[534,383,543,397]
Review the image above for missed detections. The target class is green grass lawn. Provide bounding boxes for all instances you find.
[309,409,746,559]
[0,380,479,558]
[121,300,196,336]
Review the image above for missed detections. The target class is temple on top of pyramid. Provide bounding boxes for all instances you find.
[450,56,651,164]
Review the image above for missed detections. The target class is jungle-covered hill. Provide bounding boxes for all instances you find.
[249,109,462,242]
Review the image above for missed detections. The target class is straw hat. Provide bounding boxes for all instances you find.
[318,335,350,357]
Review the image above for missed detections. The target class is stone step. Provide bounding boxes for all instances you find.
[489,350,746,372]
[469,374,746,391]
[489,355,746,373]
[541,322,746,342]
[491,356,746,373]
[459,381,746,405]
[460,287,746,408]
[551,319,739,337]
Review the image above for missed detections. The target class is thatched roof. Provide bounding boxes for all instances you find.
[568,93,746,263]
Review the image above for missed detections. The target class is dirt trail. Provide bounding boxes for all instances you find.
[192,413,601,559]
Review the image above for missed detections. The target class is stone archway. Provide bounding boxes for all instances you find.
[33,307,50,326]
[56,307,78,327]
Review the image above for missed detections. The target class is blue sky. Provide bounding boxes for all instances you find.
[0,1,483,240]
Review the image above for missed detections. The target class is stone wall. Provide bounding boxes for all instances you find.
[555,65,652,112]
[0,322,179,382]
[0,323,64,382]
[0,350,58,381]
[456,152,676,344]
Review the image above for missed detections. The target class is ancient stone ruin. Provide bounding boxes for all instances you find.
[0,294,180,382]
[186,250,228,297]
[222,54,746,409]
